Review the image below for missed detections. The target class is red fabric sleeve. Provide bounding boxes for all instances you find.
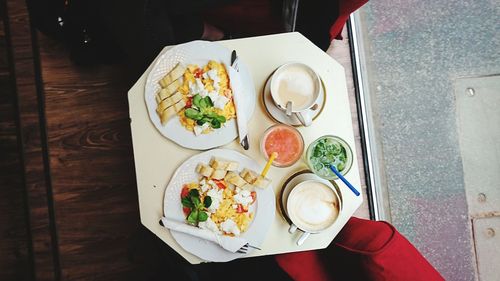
[330,0,369,40]
[275,217,445,281]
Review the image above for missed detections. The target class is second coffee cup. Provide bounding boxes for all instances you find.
[270,62,320,127]
[286,175,342,245]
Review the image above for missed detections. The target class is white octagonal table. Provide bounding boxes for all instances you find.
[128,32,363,264]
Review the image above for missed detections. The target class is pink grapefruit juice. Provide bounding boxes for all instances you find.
[261,124,304,167]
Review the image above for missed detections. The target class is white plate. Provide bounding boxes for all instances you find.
[163,149,275,262]
[145,41,256,150]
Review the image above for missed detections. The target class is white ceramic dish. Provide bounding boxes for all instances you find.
[145,41,256,150]
[163,149,275,262]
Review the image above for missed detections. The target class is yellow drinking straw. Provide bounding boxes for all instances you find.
[261,152,278,177]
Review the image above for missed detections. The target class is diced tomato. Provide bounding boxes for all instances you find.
[236,204,248,213]
[182,207,191,216]
[236,204,244,213]
[185,97,192,108]
[181,185,190,198]
[194,68,203,78]
[250,191,257,204]
[213,179,226,189]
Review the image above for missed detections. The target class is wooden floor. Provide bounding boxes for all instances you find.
[0,1,370,280]
[0,2,32,280]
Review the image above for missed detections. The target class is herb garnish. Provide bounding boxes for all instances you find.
[184,94,227,128]
[182,188,212,226]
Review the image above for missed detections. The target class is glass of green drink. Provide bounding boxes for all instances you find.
[306,135,353,180]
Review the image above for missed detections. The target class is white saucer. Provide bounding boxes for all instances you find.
[278,171,343,225]
[262,74,327,127]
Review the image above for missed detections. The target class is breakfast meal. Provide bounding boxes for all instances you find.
[155,61,236,135]
[180,157,271,236]
[261,124,304,167]
[306,135,352,180]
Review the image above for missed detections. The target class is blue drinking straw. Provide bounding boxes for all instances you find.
[329,164,360,196]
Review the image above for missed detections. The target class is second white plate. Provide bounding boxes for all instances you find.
[163,148,275,262]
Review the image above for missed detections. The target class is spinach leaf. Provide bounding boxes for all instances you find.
[211,119,221,129]
[205,111,218,118]
[187,210,199,224]
[214,115,226,123]
[185,108,202,120]
[203,196,212,208]
[198,211,208,222]
[199,97,209,110]
[192,94,202,109]
[189,189,199,197]
[191,196,201,207]
[181,197,193,208]
[204,96,213,107]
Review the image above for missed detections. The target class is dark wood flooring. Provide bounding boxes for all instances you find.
[0,2,32,279]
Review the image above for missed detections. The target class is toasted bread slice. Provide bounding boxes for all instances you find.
[159,63,186,88]
[240,168,259,184]
[211,169,227,180]
[196,164,214,178]
[224,171,246,187]
[254,175,271,189]
[159,98,186,125]
[156,92,182,114]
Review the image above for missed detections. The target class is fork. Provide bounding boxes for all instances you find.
[236,243,261,254]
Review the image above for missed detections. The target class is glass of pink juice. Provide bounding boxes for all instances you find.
[260,124,304,167]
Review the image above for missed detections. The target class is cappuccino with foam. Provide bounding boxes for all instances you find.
[287,180,340,232]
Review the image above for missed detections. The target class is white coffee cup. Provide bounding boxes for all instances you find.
[270,62,321,127]
[286,177,341,245]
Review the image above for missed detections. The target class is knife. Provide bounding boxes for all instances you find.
[230,50,250,150]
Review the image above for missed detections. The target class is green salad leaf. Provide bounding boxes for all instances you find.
[184,188,212,226]
[187,209,199,224]
[198,211,208,222]
[204,196,212,208]
[185,94,228,129]
[185,108,203,120]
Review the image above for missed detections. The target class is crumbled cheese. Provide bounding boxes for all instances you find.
[233,189,253,206]
[194,125,203,136]
[193,123,209,136]
[207,69,221,91]
[206,188,223,213]
[207,180,217,189]
[209,201,221,213]
[208,91,219,104]
[214,95,229,110]
[189,78,206,96]
[207,188,223,201]
[207,199,220,213]
[221,219,240,236]
[199,89,209,98]
[200,182,211,193]
[207,69,219,83]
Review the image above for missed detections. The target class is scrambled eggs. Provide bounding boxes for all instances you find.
[177,60,236,134]
[183,179,255,236]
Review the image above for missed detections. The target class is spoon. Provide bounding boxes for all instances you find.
[329,164,360,196]
[285,101,293,116]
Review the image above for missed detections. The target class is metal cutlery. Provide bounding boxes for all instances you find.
[230,50,250,150]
